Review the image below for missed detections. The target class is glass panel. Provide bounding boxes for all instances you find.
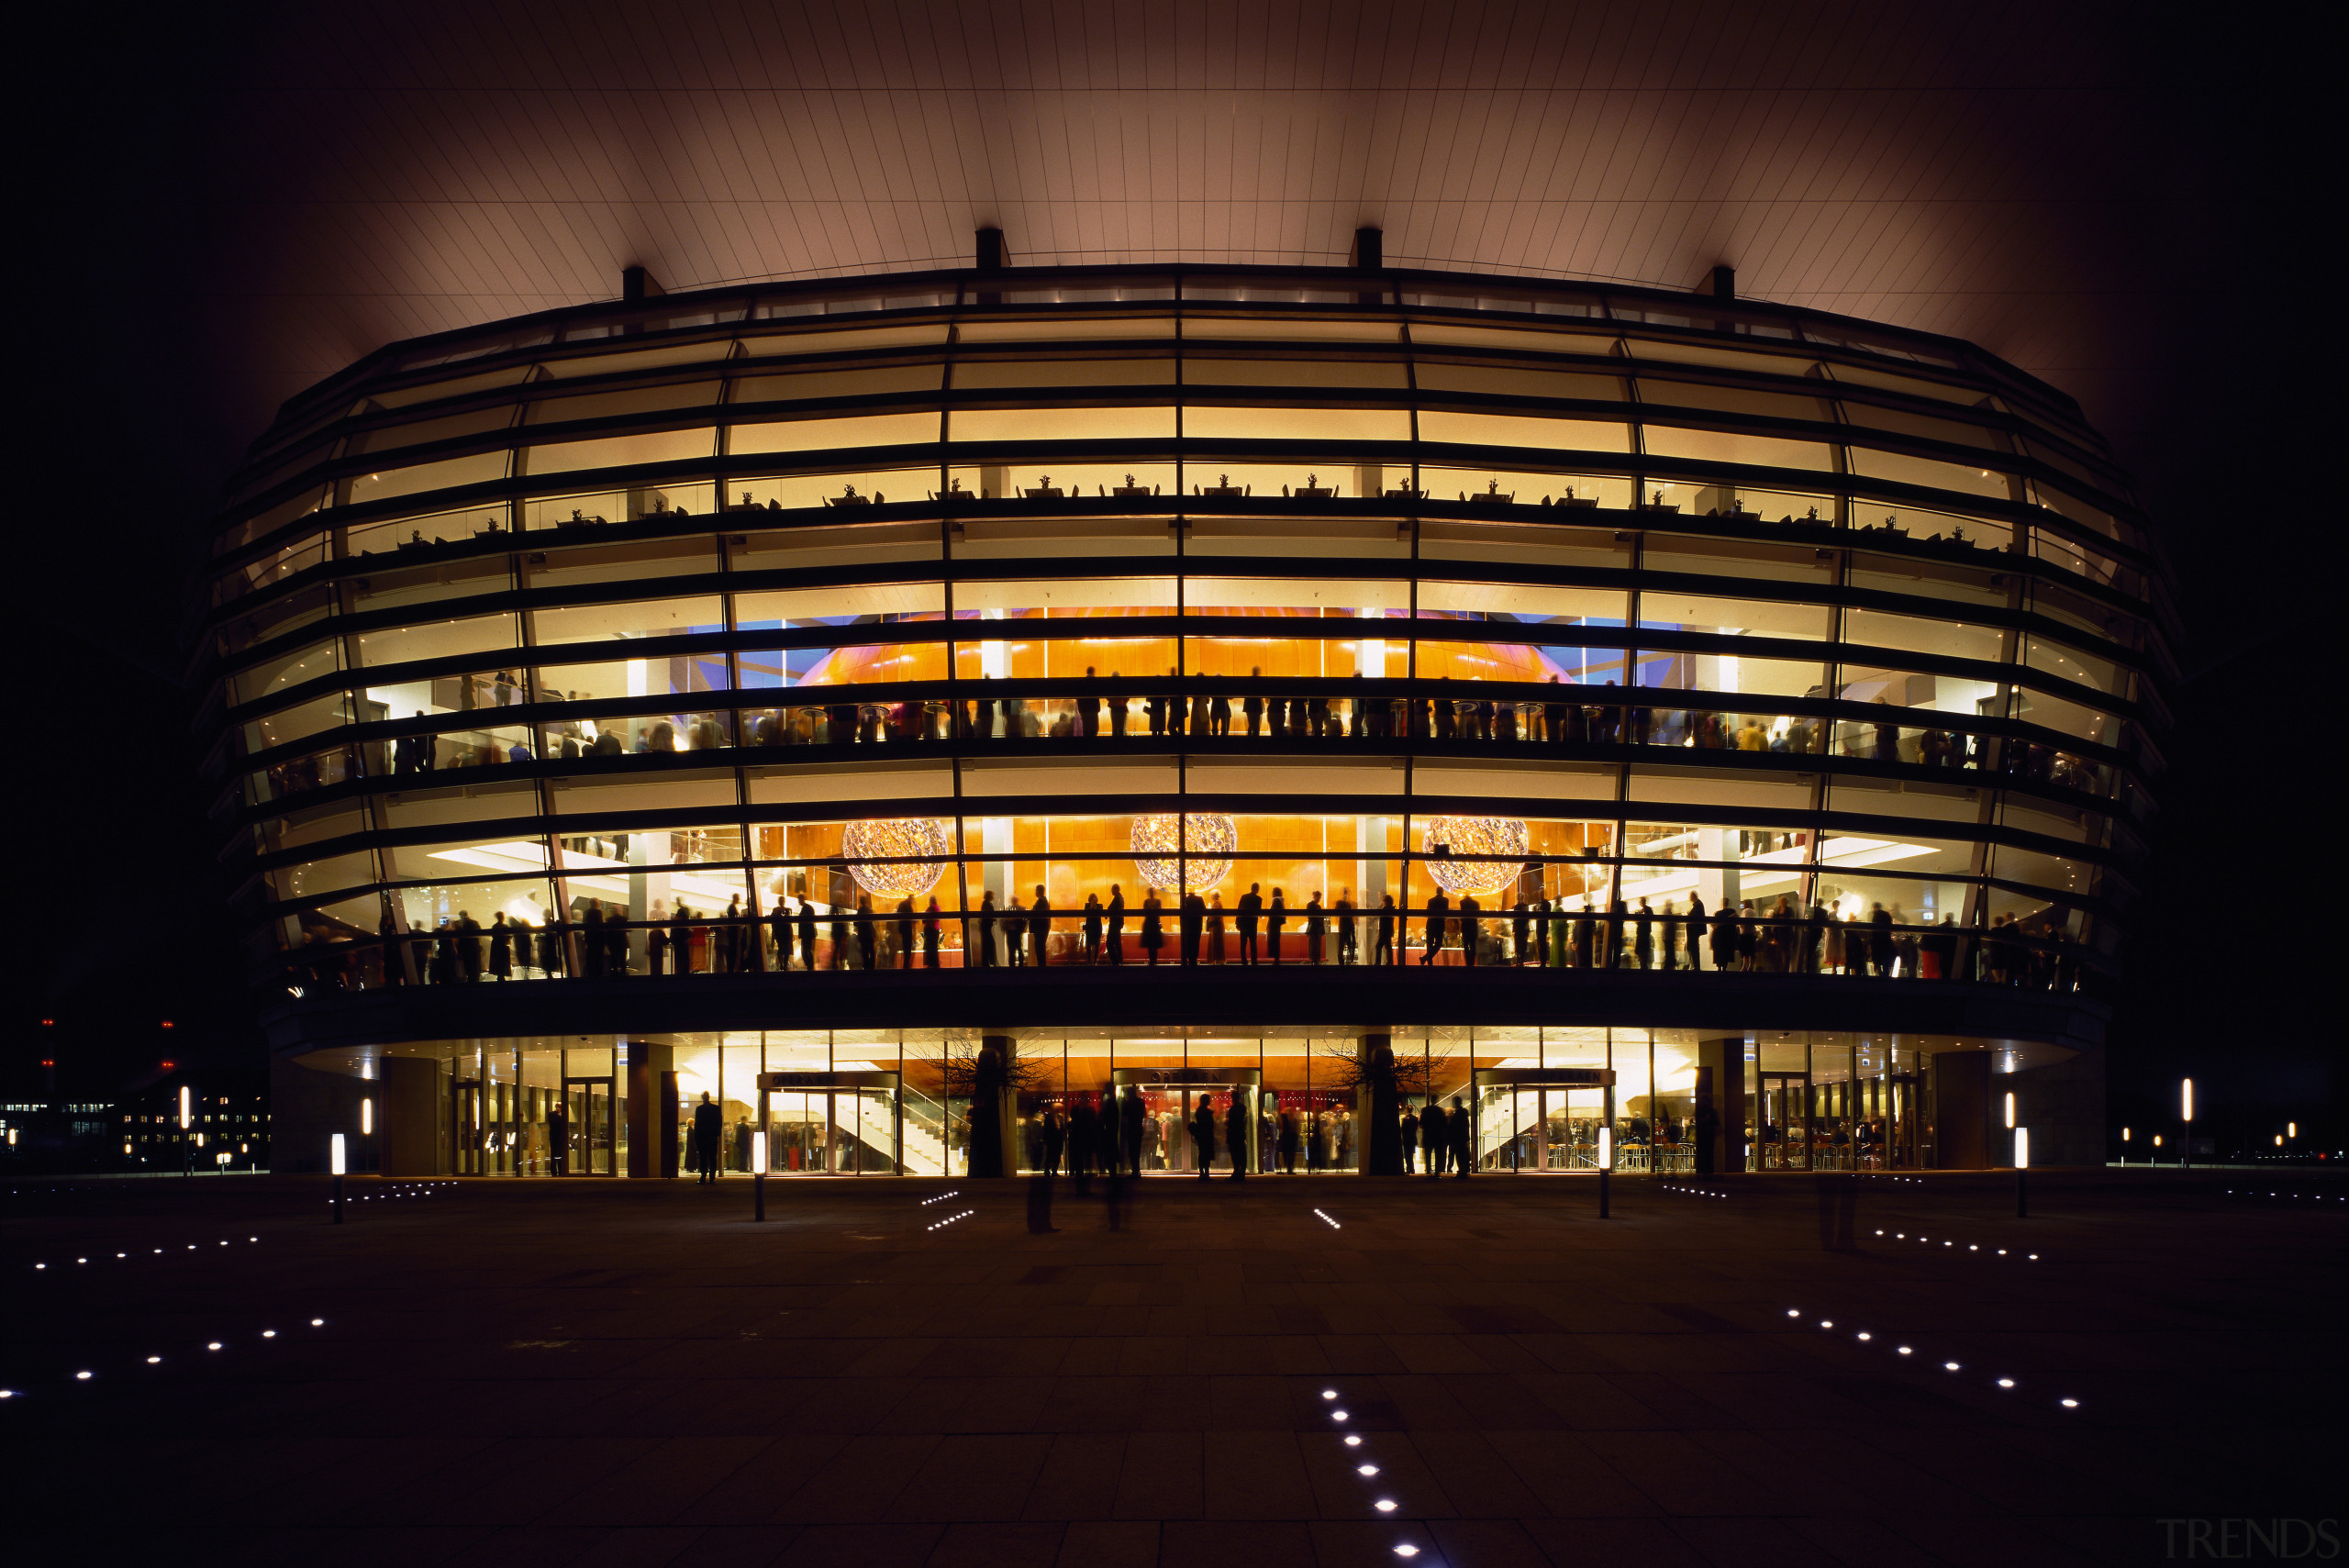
[2024,634,2125,697]
[524,428,716,474]
[766,640,951,688]
[734,365,945,400]
[1411,363,1623,400]
[531,595,725,648]
[241,691,349,755]
[1833,664,2002,717]
[353,611,518,669]
[952,318,1177,344]
[1837,400,2005,449]
[738,582,946,628]
[526,537,720,592]
[730,412,940,453]
[346,450,510,507]
[1184,515,1409,561]
[1634,653,1824,699]
[1637,379,1836,422]
[1846,444,2013,500]
[1181,359,1408,388]
[1638,592,1830,641]
[948,406,1175,441]
[364,364,532,410]
[1642,535,1833,584]
[1184,576,1407,617]
[1417,410,1632,451]
[1415,467,1636,510]
[232,639,341,706]
[1183,405,1411,442]
[350,552,514,615]
[954,577,1175,617]
[1849,550,2012,607]
[2008,686,2117,748]
[349,405,516,456]
[520,481,714,528]
[952,358,1174,388]
[1418,518,1633,568]
[1641,424,1836,471]
[532,646,731,702]
[1841,606,2006,664]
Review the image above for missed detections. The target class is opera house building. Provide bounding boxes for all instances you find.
[202,246,2166,1181]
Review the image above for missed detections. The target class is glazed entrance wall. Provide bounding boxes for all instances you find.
[356,1026,1970,1177]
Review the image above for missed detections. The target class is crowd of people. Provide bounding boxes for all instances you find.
[294,882,2084,995]
[267,663,2110,804]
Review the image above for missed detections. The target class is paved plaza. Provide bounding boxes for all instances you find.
[4,1170,2341,1566]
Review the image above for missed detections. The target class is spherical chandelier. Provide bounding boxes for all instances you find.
[841,817,951,899]
[1130,813,1238,895]
[1421,816,1529,897]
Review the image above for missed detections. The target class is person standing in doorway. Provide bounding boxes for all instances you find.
[548,1099,570,1176]
[1420,1098,1448,1177]
[1120,1085,1147,1178]
[692,1091,722,1184]
[1225,1092,1250,1179]
[1190,1093,1218,1180]
[1041,1104,1065,1180]
[1449,1095,1474,1178]
[1399,1103,1419,1174]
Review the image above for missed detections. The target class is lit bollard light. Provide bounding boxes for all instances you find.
[330,1133,346,1224]
[2015,1126,2029,1218]
[1598,1126,1612,1219]
[751,1130,768,1223]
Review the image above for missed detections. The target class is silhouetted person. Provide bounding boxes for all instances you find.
[1237,883,1263,964]
[1030,886,1052,967]
[1266,888,1288,963]
[692,1091,722,1184]
[1449,1095,1473,1178]
[1041,1106,1065,1177]
[1225,1093,1250,1179]
[855,895,878,971]
[1179,891,1205,966]
[1191,1094,1218,1179]
[1399,1105,1419,1173]
[547,1102,569,1175]
[1375,895,1397,965]
[976,890,999,967]
[1141,889,1164,965]
[1119,1085,1146,1176]
[1423,892,1451,964]
[1420,1100,1448,1177]
[1459,894,1480,966]
[1106,884,1126,965]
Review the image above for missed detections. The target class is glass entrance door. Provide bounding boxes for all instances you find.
[1758,1072,1809,1169]
[760,1077,907,1174]
[560,1078,615,1174]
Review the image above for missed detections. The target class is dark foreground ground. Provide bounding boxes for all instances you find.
[4,1168,2343,1566]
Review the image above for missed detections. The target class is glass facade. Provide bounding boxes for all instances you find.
[198,262,2167,1176]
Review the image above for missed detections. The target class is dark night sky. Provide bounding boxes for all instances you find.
[14,2,2332,1135]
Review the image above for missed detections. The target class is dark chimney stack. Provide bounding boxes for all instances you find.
[1351,227,1384,271]
[1698,264,1735,301]
[975,228,1008,272]
[622,266,663,302]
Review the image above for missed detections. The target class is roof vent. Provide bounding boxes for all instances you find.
[1697,264,1734,301]
[621,266,663,302]
[975,228,1008,272]
[1351,228,1383,271]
